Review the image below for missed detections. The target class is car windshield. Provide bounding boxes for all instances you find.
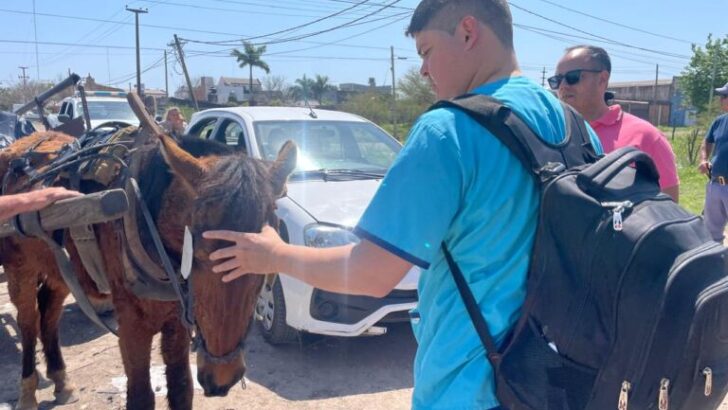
[254,120,401,175]
[85,100,137,122]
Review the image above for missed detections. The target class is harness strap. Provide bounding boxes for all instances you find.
[16,210,118,334]
[69,224,111,294]
[128,177,196,331]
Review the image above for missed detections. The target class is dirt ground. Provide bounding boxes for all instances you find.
[2,269,728,410]
[0,273,416,410]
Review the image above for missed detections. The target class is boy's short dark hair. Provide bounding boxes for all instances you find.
[406,0,513,49]
[565,45,612,74]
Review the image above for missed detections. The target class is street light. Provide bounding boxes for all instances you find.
[126,6,148,97]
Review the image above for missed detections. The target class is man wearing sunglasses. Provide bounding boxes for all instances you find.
[699,82,728,242]
[552,45,680,202]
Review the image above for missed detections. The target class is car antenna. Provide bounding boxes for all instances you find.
[305,98,317,119]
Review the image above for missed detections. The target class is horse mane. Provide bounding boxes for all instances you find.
[138,136,235,223]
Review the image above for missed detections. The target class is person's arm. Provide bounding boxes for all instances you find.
[662,185,679,202]
[204,226,413,298]
[0,187,82,221]
[699,140,714,175]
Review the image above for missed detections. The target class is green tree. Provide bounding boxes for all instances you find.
[341,91,391,125]
[679,34,728,112]
[290,75,315,103]
[311,75,336,104]
[398,67,435,106]
[231,41,270,106]
[397,67,437,126]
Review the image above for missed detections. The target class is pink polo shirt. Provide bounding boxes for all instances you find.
[589,105,679,189]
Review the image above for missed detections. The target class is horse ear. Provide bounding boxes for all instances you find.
[269,140,297,197]
[157,134,207,192]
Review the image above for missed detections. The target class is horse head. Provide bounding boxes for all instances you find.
[155,133,296,396]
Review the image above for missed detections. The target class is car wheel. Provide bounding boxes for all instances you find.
[256,274,298,344]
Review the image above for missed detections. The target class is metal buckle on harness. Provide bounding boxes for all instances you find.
[719,176,726,186]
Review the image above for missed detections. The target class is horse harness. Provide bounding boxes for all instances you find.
[2,126,245,363]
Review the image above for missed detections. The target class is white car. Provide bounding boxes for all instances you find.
[58,91,140,130]
[185,107,419,343]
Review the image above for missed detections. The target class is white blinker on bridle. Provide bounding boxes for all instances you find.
[181,226,193,280]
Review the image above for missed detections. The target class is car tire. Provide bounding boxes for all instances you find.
[256,274,299,344]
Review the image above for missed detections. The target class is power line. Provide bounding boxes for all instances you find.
[532,0,695,45]
[234,0,404,46]
[180,0,376,45]
[518,26,685,71]
[185,11,411,57]
[0,39,165,52]
[515,24,688,67]
[320,0,412,11]
[139,0,389,20]
[508,1,691,60]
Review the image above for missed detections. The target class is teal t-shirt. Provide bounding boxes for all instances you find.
[355,76,602,409]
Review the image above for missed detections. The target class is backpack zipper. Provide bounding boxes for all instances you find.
[703,367,713,396]
[658,378,670,410]
[618,380,631,410]
[602,200,633,231]
[561,196,673,353]
[627,241,722,405]
[603,215,703,402]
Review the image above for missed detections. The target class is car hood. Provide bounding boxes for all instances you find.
[285,179,381,227]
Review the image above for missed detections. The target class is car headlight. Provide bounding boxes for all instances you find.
[304,224,360,248]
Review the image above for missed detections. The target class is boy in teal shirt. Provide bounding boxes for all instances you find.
[205,1,602,408]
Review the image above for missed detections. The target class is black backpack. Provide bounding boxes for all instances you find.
[432,94,728,410]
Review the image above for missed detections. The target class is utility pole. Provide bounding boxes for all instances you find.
[389,46,407,140]
[174,34,198,110]
[164,49,169,98]
[18,66,29,87]
[32,0,40,80]
[708,53,718,117]
[18,66,29,103]
[126,6,148,97]
[653,64,660,126]
[390,46,397,140]
[542,67,547,88]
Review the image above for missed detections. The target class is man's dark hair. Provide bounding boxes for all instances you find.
[565,45,612,74]
[406,0,513,49]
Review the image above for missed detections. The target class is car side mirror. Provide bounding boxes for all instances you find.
[57,113,71,123]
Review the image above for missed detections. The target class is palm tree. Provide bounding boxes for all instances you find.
[231,41,270,106]
[291,75,315,103]
[310,75,335,104]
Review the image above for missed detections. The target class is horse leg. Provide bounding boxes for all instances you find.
[118,316,155,410]
[161,319,193,410]
[37,282,78,405]
[7,266,40,410]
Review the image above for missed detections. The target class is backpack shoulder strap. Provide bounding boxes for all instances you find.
[429,93,598,179]
[434,93,597,367]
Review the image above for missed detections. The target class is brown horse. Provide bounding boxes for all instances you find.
[2,129,296,410]
[98,131,295,409]
[0,131,111,410]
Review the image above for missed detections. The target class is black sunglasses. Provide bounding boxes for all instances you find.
[548,69,603,90]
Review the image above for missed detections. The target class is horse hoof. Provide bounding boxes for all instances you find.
[15,371,39,410]
[14,400,38,410]
[47,370,79,404]
[53,387,79,405]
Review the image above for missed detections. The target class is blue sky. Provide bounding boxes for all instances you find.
[0,0,725,94]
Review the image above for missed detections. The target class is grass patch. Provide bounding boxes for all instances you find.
[663,126,708,215]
